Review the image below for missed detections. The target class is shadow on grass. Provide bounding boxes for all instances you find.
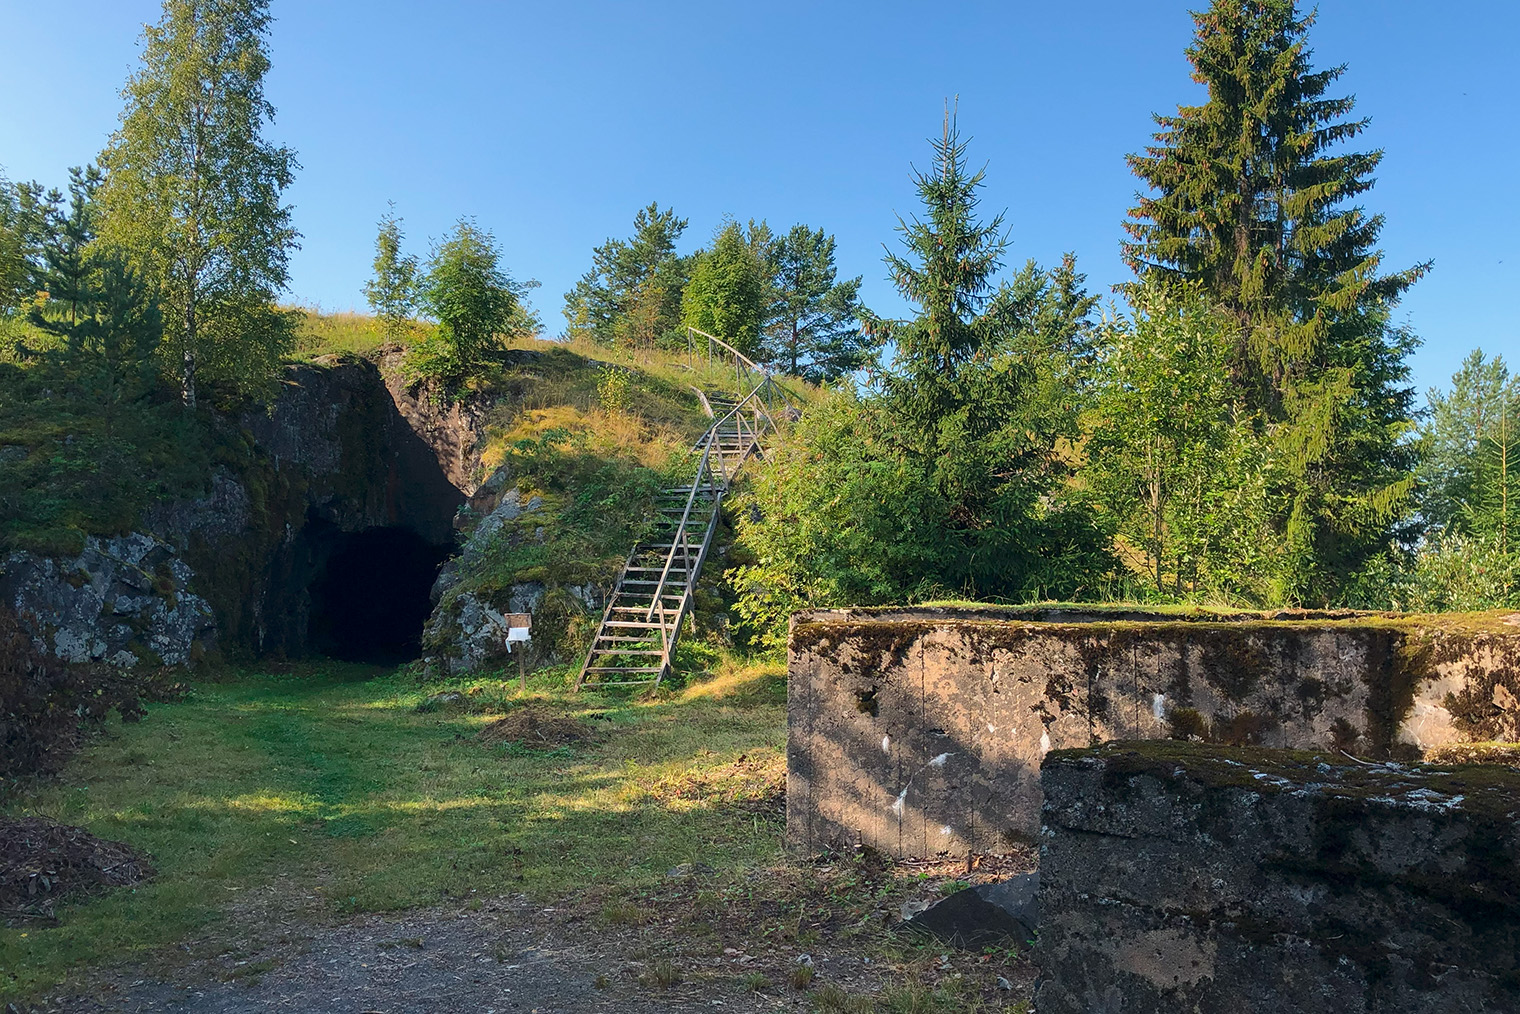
[0,662,786,1000]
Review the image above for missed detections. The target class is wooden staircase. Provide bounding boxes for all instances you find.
[574,331,798,691]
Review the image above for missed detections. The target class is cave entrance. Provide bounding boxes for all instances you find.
[308,526,450,663]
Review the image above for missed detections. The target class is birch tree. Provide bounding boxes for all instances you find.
[96,0,298,407]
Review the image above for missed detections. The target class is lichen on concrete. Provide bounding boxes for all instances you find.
[1037,741,1520,1013]
[788,606,1520,858]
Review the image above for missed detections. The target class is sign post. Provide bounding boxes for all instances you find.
[504,612,532,690]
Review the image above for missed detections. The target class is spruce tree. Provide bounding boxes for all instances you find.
[1124,0,1426,603]
[875,114,1111,599]
[96,0,299,407]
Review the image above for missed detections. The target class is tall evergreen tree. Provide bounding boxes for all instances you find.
[30,168,102,341]
[874,114,1111,599]
[96,0,300,407]
[1123,0,1426,603]
[762,224,864,382]
[564,202,688,348]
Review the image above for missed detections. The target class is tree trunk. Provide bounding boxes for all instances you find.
[182,295,197,409]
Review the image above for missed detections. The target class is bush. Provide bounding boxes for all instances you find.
[0,607,149,786]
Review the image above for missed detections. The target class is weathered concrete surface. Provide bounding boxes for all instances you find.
[1036,742,1520,1014]
[787,606,1520,857]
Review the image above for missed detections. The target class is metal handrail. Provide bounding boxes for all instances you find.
[575,353,798,691]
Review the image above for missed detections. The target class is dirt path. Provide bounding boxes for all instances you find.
[40,881,1032,1013]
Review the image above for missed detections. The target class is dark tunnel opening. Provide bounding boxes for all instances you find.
[307,526,451,664]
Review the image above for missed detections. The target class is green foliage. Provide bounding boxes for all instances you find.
[95,0,300,407]
[1123,0,1425,604]
[682,219,768,357]
[735,120,1118,646]
[0,359,215,555]
[363,204,420,342]
[28,167,163,401]
[564,201,689,348]
[453,429,667,597]
[0,171,54,317]
[1418,350,1520,535]
[596,364,630,413]
[761,224,864,382]
[1083,286,1274,601]
[732,394,953,649]
[1390,531,1520,613]
[408,218,538,382]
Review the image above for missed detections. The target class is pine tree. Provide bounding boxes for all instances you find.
[30,167,103,345]
[95,0,300,407]
[762,224,864,382]
[1123,0,1426,603]
[364,204,419,341]
[564,202,688,348]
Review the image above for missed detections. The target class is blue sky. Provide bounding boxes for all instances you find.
[1,1,1515,397]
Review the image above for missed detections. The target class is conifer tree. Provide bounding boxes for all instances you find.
[762,225,863,382]
[874,113,1111,598]
[30,168,102,341]
[96,0,299,407]
[564,202,688,348]
[1124,0,1426,602]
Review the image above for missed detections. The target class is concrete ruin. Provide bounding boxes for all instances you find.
[1036,742,1520,1013]
[785,606,1520,858]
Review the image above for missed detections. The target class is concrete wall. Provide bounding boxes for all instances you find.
[786,606,1520,857]
[1036,742,1520,1014]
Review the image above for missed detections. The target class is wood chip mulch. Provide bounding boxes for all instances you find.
[0,816,153,922]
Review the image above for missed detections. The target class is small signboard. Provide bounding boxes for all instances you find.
[502,612,533,688]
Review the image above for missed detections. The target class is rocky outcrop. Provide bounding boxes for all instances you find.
[4,354,471,667]
[2,533,214,667]
[422,480,599,675]
[1037,742,1520,1014]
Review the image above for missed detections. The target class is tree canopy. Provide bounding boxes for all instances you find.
[95,0,299,407]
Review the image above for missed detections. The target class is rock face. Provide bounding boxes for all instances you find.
[787,606,1520,857]
[1,533,214,667]
[422,481,599,675]
[1036,742,1520,1014]
[2,354,474,666]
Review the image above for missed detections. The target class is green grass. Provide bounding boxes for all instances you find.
[0,661,787,1000]
[288,308,394,360]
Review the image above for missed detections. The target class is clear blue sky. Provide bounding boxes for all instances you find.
[1,1,1515,397]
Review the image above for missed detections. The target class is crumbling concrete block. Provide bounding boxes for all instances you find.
[787,606,1520,857]
[1036,742,1520,1014]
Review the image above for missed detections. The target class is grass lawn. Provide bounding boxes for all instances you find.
[0,661,788,1000]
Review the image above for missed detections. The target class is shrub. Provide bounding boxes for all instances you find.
[0,607,148,786]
